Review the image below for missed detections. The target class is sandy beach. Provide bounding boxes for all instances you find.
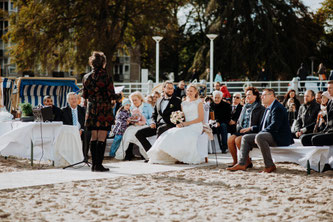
[0,156,332,222]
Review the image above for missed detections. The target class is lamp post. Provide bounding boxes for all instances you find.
[152,36,163,84]
[206,34,218,93]
[309,56,316,76]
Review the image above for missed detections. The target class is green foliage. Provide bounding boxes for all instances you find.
[5,0,180,76]
[191,0,325,80]
[19,103,33,116]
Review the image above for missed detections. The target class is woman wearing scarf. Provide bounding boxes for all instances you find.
[227,87,265,167]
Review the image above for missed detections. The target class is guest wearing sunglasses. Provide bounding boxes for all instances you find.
[228,92,243,134]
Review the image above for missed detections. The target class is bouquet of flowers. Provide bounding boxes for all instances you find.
[128,113,141,123]
[170,110,185,125]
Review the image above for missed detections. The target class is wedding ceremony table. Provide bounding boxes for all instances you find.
[0,121,83,167]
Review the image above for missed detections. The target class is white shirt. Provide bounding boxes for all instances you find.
[159,99,170,124]
[160,99,169,113]
[261,109,270,131]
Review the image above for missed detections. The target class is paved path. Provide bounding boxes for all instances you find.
[0,154,233,190]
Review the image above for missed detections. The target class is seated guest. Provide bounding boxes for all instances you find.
[220,85,231,99]
[313,91,330,133]
[228,92,243,134]
[152,91,161,107]
[214,82,221,91]
[227,87,265,167]
[282,89,300,112]
[146,95,155,108]
[227,88,294,173]
[109,99,131,157]
[135,81,182,156]
[315,91,323,105]
[301,81,333,146]
[210,91,231,153]
[111,93,122,117]
[43,96,63,121]
[173,80,186,99]
[77,92,84,107]
[115,91,153,160]
[62,92,86,157]
[286,98,298,126]
[292,90,320,138]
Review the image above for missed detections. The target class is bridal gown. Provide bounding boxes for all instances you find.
[147,99,204,164]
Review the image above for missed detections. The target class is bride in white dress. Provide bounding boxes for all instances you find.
[147,84,204,164]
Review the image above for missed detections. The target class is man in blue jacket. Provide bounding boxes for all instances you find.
[227,88,294,173]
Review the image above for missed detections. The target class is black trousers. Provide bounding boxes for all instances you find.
[135,124,173,151]
[301,132,333,146]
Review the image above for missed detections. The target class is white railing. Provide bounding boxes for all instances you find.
[77,81,154,96]
[77,79,329,97]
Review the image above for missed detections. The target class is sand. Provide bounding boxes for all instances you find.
[0,157,332,221]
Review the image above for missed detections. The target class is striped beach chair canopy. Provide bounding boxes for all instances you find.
[0,77,16,111]
[16,77,79,108]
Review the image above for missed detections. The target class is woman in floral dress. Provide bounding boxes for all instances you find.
[83,51,115,172]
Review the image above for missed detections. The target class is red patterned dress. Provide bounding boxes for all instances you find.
[82,68,115,131]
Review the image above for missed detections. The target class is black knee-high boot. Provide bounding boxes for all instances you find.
[95,141,109,172]
[90,141,97,172]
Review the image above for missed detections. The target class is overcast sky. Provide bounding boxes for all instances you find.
[303,0,324,11]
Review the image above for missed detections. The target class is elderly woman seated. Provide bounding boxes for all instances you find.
[227,87,265,167]
[115,91,153,161]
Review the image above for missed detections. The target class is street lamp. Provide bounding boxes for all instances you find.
[206,34,218,93]
[152,36,163,84]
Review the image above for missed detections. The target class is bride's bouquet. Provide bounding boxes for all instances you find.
[170,110,185,124]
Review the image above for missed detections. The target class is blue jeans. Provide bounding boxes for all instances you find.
[109,135,123,157]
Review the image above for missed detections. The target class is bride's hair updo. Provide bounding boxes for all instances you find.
[187,84,199,98]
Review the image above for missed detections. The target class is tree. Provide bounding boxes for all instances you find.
[315,0,333,69]
[191,0,324,80]
[4,0,180,77]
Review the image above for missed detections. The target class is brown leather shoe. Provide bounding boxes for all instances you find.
[260,164,276,173]
[227,164,247,171]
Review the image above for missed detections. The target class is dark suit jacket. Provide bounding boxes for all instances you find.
[231,104,243,122]
[210,100,231,125]
[152,96,182,127]
[260,100,294,146]
[237,102,265,133]
[52,106,63,122]
[173,87,186,99]
[294,100,320,134]
[61,105,85,130]
[324,99,333,133]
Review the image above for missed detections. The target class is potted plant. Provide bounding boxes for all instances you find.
[19,103,34,122]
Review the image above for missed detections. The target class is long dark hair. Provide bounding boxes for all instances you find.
[283,89,296,106]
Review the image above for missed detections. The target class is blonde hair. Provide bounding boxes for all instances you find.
[129,91,145,103]
[187,84,199,98]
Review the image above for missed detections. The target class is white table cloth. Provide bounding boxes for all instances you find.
[0,121,83,166]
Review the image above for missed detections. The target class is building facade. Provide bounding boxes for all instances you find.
[0,0,16,76]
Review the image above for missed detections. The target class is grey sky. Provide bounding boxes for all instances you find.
[302,0,324,11]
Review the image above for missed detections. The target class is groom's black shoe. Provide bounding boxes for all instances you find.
[124,144,134,161]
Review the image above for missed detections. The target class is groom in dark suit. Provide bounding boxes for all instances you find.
[227,88,294,173]
[136,81,182,152]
